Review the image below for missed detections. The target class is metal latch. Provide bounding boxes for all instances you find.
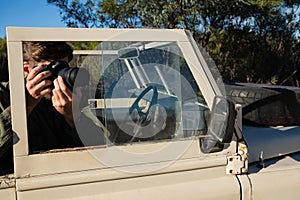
[226,143,248,175]
[226,154,248,174]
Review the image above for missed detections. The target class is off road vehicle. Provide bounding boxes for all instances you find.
[1,27,300,200]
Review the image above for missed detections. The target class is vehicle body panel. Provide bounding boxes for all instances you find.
[0,187,15,200]
[0,176,15,200]
[243,125,300,163]
[248,152,300,200]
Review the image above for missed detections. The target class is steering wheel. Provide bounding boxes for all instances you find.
[128,85,158,142]
[129,85,158,123]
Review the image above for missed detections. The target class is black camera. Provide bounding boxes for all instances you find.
[43,60,90,90]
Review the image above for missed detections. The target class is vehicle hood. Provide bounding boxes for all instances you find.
[243,125,300,163]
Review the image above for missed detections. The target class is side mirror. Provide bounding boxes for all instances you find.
[201,96,236,153]
[118,47,139,60]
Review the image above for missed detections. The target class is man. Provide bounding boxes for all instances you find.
[0,80,12,174]
[0,42,106,174]
[24,42,86,152]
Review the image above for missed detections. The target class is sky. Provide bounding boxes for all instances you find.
[0,0,65,38]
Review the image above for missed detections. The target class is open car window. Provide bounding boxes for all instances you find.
[86,41,209,145]
[24,40,210,153]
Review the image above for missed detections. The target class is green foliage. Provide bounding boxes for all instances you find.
[47,0,300,86]
[47,0,99,27]
[0,37,8,81]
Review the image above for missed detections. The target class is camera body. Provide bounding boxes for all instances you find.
[43,60,90,90]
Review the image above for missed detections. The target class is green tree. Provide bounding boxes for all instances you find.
[0,37,8,81]
[40,1,300,85]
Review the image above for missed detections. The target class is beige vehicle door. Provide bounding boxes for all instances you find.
[6,27,241,200]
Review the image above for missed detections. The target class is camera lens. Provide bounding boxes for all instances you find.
[47,60,90,90]
[58,67,90,90]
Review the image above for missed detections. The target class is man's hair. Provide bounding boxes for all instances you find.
[23,42,73,64]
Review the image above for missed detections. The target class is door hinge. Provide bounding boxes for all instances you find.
[226,143,248,175]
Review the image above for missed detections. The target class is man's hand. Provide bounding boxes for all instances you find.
[52,76,82,128]
[26,64,53,115]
